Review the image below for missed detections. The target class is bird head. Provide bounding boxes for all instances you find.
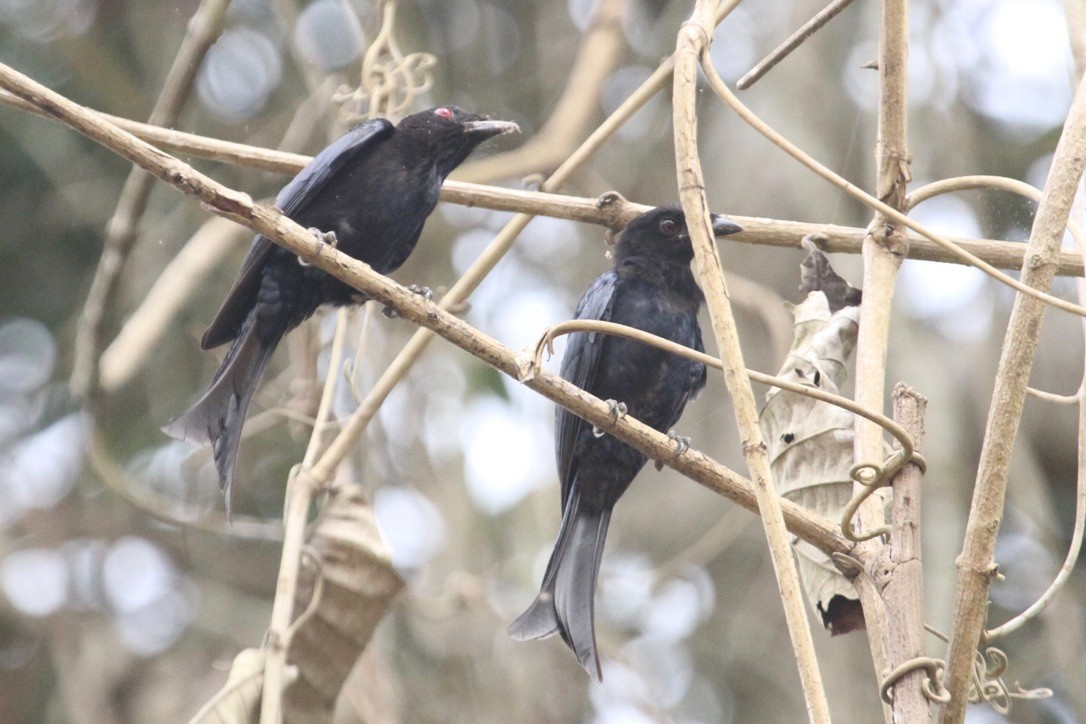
[397,106,519,176]
[615,204,743,264]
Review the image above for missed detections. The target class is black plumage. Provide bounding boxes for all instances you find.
[163,107,517,514]
[508,205,742,679]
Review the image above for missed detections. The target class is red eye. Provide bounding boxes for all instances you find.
[434,107,454,119]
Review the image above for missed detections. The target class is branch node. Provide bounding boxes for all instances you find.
[831,551,863,578]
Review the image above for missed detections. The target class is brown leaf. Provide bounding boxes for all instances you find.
[799,235,862,313]
[188,648,265,724]
[760,291,866,633]
[283,483,404,722]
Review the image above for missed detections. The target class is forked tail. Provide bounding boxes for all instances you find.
[162,318,276,517]
[508,488,612,680]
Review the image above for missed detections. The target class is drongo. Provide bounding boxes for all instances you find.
[509,205,742,679]
[164,106,518,514]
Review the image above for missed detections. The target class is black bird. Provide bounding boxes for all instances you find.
[508,205,742,679]
[163,107,518,514]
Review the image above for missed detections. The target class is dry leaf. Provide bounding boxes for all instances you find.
[283,483,404,722]
[760,290,865,634]
[188,648,265,724]
[799,235,862,313]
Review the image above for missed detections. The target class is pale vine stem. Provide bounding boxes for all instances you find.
[697,62,1086,319]
[260,307,351,724]
[69,0,231,402]
[906,175,1086,647]
[851,3,913,718]
[938,73,1086,724]
[528,319,916,454]
[675,3,830,721]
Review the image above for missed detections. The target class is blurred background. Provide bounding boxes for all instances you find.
[1,0,1084,721]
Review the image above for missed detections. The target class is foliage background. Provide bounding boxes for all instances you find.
[0,0,1083,721]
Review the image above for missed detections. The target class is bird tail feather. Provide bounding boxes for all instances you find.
[162,318,275,517]
[509,489,612,681]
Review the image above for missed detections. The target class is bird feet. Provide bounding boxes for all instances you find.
[382,284,434,318]
[407,284,433,301]
[298,228,339,267]
[655,430,692,470]
[592,399,627,438]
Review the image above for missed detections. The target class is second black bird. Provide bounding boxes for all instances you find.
[508,205,742,679]
[164,106,517,514]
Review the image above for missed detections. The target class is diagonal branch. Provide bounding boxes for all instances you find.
[0,59,853,558]
[938,71,1086,724]
[677,3,831,721]
[737,0,858,90]
[453,0,626,183]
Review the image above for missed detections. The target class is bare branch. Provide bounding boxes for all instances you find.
[677,4,831,720]
[939,71,1086,724]
[0,58,852,559]
[737,0,859,90]
[851,6,911,715]
[4,88,1081,275]
[453,0,626,183]
[883,385,931,720]
[698,55,1086,318]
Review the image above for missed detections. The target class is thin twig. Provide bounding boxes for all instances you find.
[939,72,1086,724]
[70,0,231,402]
[261,310,351,724]
[453,0,626,183]
[737,0,859,90]
[981,164,1086,646]
[529,319,917,458]
[677,4,831,721]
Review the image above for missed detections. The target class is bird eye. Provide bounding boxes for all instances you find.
[434,107,454,119]
[659,218,679,235]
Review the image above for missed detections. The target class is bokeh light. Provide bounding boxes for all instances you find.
[898,195,992,341]
[373,486,447,570]
[294,0,365,71]
[197,27,283,122]
[1,548,69,617]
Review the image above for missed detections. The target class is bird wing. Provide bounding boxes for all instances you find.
[556,270,618,506]
[663,320,708,434]
[200,119,395,349]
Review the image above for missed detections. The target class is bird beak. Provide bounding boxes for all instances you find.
[462,119,520,137]
[711,214,743,237]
